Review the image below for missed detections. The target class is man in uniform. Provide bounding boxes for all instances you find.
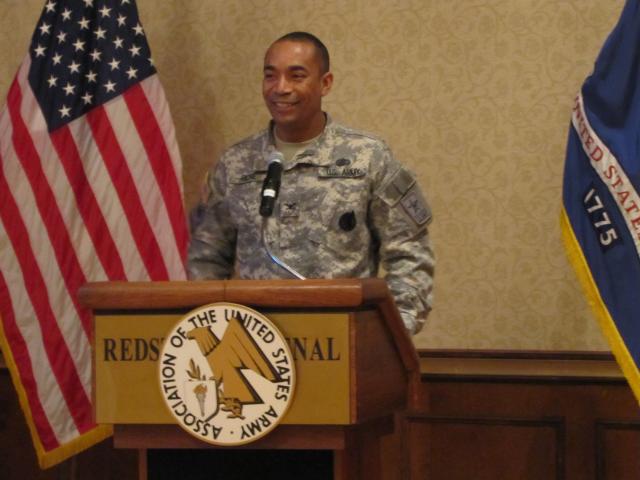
[188,31,434,334]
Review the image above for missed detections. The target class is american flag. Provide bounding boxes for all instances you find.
[0,0,188,468]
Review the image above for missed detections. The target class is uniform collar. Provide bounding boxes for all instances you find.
[252,113,336,171]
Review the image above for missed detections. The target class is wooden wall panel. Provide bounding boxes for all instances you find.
[407,415,563,480]
[0,370,58,480]
[412,350,640,480]
[596,421,640,480]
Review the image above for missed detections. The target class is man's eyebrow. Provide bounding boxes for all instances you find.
[263,64,309,72]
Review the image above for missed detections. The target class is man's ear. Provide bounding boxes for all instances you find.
[321,72,334,97]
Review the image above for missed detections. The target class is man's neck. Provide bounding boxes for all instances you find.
[274,112,326,143]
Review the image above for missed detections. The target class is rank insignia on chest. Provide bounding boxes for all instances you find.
[318,167,366,178]
[280,201,300,218]
[235,172,262,183]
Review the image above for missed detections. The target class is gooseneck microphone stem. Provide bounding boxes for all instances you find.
[258,151,305,279]
[261,217,306,280]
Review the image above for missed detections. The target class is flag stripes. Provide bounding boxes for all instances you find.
[0,249,59,450]
[124,83,188,260]
[50,126,127,281]
[0,154,92,435]
[66,116,148,281]
[104,87,185,277]
[86,105,170,280]
[8,78,93,338]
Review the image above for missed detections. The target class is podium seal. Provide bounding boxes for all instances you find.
[158,302,296,445]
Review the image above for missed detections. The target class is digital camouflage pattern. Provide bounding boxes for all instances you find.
[188,116,434,334]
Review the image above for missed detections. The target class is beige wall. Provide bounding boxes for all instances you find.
[0,0,625,350]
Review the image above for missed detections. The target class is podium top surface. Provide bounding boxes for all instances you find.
[79,278,389,310]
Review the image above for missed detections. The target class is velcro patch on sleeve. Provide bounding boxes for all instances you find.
[378,167,416,206]
[400,185,432,226]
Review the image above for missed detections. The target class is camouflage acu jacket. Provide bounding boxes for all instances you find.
[188,116,434,334]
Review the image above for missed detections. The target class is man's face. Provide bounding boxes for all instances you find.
[262,40,333,141]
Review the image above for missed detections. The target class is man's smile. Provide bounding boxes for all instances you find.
[271,100,298,108]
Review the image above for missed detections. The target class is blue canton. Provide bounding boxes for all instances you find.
[28,0,156,131]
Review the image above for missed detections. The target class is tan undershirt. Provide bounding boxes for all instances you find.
[274,131,322,164]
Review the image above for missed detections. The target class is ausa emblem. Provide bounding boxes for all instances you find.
[159,303,295,445]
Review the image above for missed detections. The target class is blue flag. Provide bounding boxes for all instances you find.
[561,0,640,401]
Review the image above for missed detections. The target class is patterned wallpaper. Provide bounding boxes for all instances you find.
[0,0,625,350]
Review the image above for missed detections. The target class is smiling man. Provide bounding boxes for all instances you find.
[188,31,435,335]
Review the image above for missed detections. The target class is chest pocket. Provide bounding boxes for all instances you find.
[307,175,371,256]
[227,173,264,225]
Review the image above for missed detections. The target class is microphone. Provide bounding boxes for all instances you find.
[259,151,284,217]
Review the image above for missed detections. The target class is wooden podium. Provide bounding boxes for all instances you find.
[80,278,419,480]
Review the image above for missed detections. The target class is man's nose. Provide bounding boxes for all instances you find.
[274,75,292,94]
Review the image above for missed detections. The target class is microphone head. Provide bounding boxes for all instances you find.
[259,151,284,218]
[267,151,284,166]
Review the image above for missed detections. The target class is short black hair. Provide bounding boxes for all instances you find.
[274,31,330,74]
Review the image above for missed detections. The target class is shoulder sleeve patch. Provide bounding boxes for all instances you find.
[376,167,432,226]
[400,185,432,226]
[377,167,416,206]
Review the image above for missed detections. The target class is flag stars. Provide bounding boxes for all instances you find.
[26,0,153,125]
[39,22,52,35]
[63,82,75,96]
[73,38,86,52]
[104,80,116,93]
[94,26,107,40]
[68,61,81,74]
[59,105,71,118]
[33,44,47,57]
[108,58,121,70]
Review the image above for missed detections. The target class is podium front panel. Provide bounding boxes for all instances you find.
[94,310,352,425]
